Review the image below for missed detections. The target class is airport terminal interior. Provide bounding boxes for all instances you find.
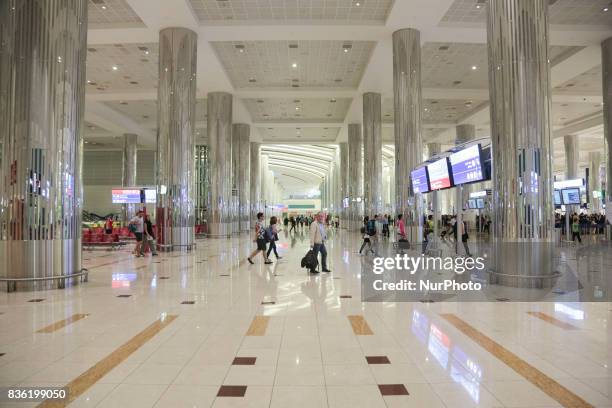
[1,0,612,407]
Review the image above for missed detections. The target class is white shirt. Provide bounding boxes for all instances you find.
[130,216,144,233]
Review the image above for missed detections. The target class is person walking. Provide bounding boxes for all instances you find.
[359,216,376,255]
[397,214,407,242]
[309,212,331,273]
[571,215,582,243]
[247,212,273,264]
[128,210,145,257]
[382,214,389,238]
[460,218,472,257]
[289,216,296,233]
[266,216,282,260]
[143,214,158,256]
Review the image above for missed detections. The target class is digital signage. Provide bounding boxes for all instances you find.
[449,144,484,186]
[342,197,349,208]
[476,198,485,209]
[467,199,476,209]
[144,188,156,204]
[111,189,141,204]
[428,158,453,191]
[562,188,581,205]
[411,167,430,194]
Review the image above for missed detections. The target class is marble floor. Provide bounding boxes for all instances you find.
[0,228,610,408]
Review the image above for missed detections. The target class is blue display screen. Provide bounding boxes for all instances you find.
[562,188,581,205]
[411,167,430,194]
[554,190,561,205]
[449,144,484,186]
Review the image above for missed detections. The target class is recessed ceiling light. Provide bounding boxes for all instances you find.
[112,65,118,71]
[471,65,477,70]
[257,99,264,103]
[475,4,481,8]
[603,6,609,11]
[292,62,298,68]
[101,5,107,9]
[355,1,361,6]
[248,78,256,83]
[295,107,300,110]
[293,99,301,103]
[330,98,337,103]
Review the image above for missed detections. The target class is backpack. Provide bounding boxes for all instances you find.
[367,220,376,236]
[264,226,274,242]
[301,249,319,271]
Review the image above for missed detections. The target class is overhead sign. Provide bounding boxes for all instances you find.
[554,178,584,189]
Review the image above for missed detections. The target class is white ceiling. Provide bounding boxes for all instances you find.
[83,0,611,193]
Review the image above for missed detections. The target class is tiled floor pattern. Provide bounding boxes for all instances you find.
[0,229,609,407]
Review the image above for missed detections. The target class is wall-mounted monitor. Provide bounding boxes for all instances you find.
[554,190,562,206]
[111,189,141,204]
[411,167,430,194]
[342,197,349,208]
[467,199,476,209]
[144,188,156,204]
[476,198,485,209]
[561,188,581,205]
[449,144,484,186]
[428,158,453,191]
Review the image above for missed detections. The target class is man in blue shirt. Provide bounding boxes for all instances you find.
[309,212,331,273]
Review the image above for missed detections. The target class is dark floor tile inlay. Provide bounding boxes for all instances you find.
[378,384,409,396]
[217,385,247,397]
[339,295,352,299]
[159,276,170,279]
[496,297,510,302]
[116,294,132,298]
[219,274,230,277]
[419,299,435,303]
[28,299,45,302]
[0,353,5,357]
[232,357,257,365]
[366,356,390,364]
[181,301,195,305]
[261,301,275,305]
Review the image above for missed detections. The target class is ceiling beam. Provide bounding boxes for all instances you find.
[85,99,156,144]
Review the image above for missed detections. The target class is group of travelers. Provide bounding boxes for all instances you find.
[127,210,158,257]
[248,211,331,274]
[285,215,313,232]
[555,212,607,243]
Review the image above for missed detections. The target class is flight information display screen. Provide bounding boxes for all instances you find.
[562,188,581,205]
[449,144,484,186]
[554,190,562,205]
[467,199,476,209]
[476,198,485,209]
[411,167,430,194]
[428,158,453,191]
[111,189,141,204]
[144,188,156,204]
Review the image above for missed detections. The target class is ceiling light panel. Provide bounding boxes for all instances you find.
[103,99,208,127]
[551,101,603,126]
[211,40,376,89]
[188,0,394,24]
[86,43,158,92]
[422,42,582,89]
[553,65,603,94]
[382,98,486,124]
[440,0,612,26]
[244,98,351,122]
[259,127,340,141]
[88,0,145,28]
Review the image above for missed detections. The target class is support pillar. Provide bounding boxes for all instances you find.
[602,37,612,205]
[563,134,579,180]
[363,92,383,217]
[455,124,476,212]
[234,124,251,232]
[122,134,138,222]
[157,27,197,250]
[590,152,602,212]
[487,0,556,288]
[0,0,88,289]
[250,142,261,218]
[393,28,424,243]
[206,92,232,237]
[339,142,348,228]
[348,124,363,230]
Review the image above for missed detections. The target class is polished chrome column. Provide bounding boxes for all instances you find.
[157,27,197,250]
[261,154,269,214]
[363,93,383,217]
[589,152,602,212]
[455,124,476,209]
[194,145,208,226]
[348,124,363,230]
[339,142,348,227]
[563,134,579,179]
[602,37,612,203]
[206,92,232,237]
[487,0,555,287]
[122,134,138,222]
[250,142,261,218]
[393,28,424,242]
[0,0,87,289]
[230,126,239,234]
[234,124,251,232]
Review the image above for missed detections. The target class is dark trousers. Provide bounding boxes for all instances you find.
[312,243,327,270]
[359,238,373,254]
[572,231,582,243]
[267,240,279,258]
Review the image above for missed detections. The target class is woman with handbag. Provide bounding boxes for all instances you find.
[266,216,282,260]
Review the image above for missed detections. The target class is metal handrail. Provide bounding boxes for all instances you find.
[0,269,89,292]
